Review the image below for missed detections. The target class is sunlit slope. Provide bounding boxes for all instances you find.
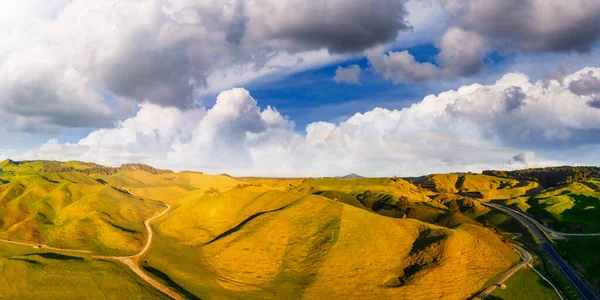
[502,180,600,232]
[0,173,162,255]
[0,243,165,299]
[92,171,241,204]
[144,187,518,300]
[424,173,541,200]
[296,177,433,201]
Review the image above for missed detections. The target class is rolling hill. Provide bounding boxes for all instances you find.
[143,186,519,299]
[501,178,600,233]
[3,159,596,299]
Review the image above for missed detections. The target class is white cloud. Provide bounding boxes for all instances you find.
[0,0,411,132]
[368,0,600,83]
[333,65,361,84]
[442,0,600,52]
[9,67,600,176]
[367,27,487,83]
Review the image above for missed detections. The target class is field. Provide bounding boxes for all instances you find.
[0,243,165,299]
[555,236,600,291]
[490,268,560,300]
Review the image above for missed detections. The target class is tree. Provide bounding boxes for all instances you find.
[448,200,460,213]
[396,196,411,212]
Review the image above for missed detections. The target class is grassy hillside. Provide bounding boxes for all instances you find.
[295,177,433,201]
[142,187,518,299]
[0,243,165,299]
[0,172,163,255]
[500,180,600,232]
[422,174,541,200]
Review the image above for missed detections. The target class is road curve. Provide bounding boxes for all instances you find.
[484,202,600,238]
[475,243,532,299]
[481,201,599,300]
[93,203,182,300]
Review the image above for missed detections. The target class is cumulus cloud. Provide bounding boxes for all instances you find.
[569,70,600,96]
[0,0,410,131]
[442,0,600,53]
[505,152,536,168]
[368,0,600,83]
[333,65,361,84]
[10,67,600,176]
[367,27,487,83]
[245,0,410,53]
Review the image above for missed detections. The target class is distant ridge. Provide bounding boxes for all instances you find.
[0,159,173,175]
[339,173,364,179]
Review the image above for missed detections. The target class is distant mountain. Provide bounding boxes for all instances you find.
[339,173,364,179]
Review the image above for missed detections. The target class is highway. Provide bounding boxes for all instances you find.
[481,202,599,300]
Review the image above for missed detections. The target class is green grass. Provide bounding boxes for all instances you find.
[0,243,166,299]
[555,237,600,293]
[0,172,163,255]
[517,181,600,232]
[490,268,560,300]
[477,211,525,233]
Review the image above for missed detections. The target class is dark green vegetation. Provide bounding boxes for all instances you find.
[484,166,600,189]
[555,237,600,290]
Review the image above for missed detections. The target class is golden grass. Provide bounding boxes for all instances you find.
[143,187,518,299]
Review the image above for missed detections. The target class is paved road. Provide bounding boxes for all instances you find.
[481,202,599,300]
[475,243,532,299]
[485,203,600,238]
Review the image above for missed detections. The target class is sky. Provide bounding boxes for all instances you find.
[0,0,600,177]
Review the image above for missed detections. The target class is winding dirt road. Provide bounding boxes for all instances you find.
[93,203,182,300]
[0,203,181,300]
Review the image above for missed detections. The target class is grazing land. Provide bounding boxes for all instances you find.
[1,160,599,299]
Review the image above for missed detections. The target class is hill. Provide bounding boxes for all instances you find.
[483,166,600,188]
[501,178,600,233]
[339,173,364,179]
[0,159,172,176]
[143,187,519,299]
[417,173,541,200]
[0,172,164,255]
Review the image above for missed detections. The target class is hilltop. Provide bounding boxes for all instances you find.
[0,159,172,176]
